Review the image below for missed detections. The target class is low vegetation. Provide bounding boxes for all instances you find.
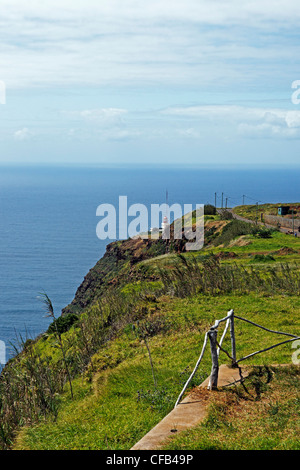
[0,206,299,450]
[233,202,300,223]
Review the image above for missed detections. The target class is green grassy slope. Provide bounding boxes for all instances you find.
[13,293,300,450]
[233,202,300,224]
[1,209,299,451]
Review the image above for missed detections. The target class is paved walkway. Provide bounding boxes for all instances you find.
[131,364,249,450]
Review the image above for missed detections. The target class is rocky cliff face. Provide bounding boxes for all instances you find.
[61,236,167,316]
[61,222,201,317]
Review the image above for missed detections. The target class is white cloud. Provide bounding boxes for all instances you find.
[14,127,34,141]
[2,1,300,27]
[59,107,142,142]
[162,104,300,139]
[238,123,300,139]
[65,108,128,127]
[99,128,142,141]
[0,1,299,89]
[177,127,201,139]
[79,109,127,120]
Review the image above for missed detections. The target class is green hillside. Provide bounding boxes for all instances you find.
[1,209,299,451]
[233,202,300,224]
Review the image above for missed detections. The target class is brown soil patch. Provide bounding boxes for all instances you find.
[215,251,238,260]
[273,246,298,256]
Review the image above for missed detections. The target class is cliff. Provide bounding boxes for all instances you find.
[62,228,188,316]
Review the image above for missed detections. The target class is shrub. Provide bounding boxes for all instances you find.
[219,209,234,220]
[213,219,253,246]
[204,204,217,216]
[251,254,275,263]
[47,313,79,335]
[252,227,273,239]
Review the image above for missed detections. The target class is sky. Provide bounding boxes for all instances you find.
[0,0,300,167]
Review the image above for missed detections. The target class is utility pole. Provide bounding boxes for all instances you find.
[256,202,258,225]
[221,192,224,209]
[225,197,228,209]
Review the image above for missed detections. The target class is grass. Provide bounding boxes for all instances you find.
[160,365,300,450]
[3,209,300,450]
[13,293,300,450]
[233,203,299,222]
[202,230,300,266]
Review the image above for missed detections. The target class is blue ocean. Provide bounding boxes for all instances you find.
[0,165,299,361]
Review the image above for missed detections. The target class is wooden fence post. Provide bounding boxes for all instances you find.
[208,328,219,390]
[230,310,237,366]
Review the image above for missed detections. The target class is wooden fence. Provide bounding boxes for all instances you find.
[174,309,300,407]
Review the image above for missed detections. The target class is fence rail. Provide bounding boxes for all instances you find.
[174,309,300,407]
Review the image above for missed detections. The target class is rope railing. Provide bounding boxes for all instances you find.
[174,309,300,408]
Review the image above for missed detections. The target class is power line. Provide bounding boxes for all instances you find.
[213,191,270,209]
[242,194,268,205]
[217,192,270,207]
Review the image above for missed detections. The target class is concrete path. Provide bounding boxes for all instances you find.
[131,364,249,450]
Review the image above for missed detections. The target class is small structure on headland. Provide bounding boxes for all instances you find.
[278,206,290,216]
